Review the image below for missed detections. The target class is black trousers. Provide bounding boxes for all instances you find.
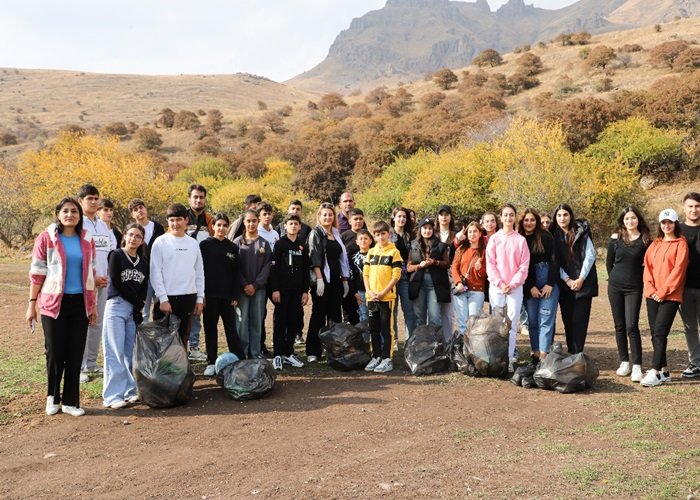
[202,296,245,363]
[153,294,197,347]
[559,290,592,354]
[41,294,89,407]
[368,300,394,359]
[608,284,643,365]
[647,299,680,371]
[273,289,303,357]
[306,279,343,357]
[342,289,360,325]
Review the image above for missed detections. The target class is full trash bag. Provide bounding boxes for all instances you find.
[463,306,510,378]
[217,358,276,400]
[404,325,449,376]
[534,343,599,393]
[134,315,194,408]
[319,322,371,371]
[511,363,537,389]
[446,332,469,373]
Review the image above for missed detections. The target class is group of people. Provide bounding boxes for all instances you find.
[25,182,700,415]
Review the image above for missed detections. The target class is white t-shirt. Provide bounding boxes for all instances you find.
[141,220,155,245]
[149,233,205,304]
[258,225,280,251]
[83,215,117,277]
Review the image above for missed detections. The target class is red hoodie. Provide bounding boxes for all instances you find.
[643,236,689,303]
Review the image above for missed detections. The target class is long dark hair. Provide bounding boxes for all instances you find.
[457,221,486,258]
[552,203,576,259]
[121,223,147,261]
[518,208,544,254]
[418,221,436,259]
[657,220,682,239]
[54,197,83,234]
[391,206,414,240]
[615,206,651,245]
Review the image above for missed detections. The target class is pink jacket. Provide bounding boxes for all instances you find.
[486,229,530,289]
[29,223,97,319]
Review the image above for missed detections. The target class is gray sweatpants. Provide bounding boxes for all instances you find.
[680,287,700,366]
[82,286,107,371]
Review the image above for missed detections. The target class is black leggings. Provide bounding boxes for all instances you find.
[559,290,592,354]
[41,294,89,407]
[608,284,643,365]
[202,297,245,363]
[647,299,680,371]
[306,279,343,357]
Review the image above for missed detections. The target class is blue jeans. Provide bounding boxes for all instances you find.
[357,291,369,323]
[393,273,416,340]
[413,273,442,328]
[189,314,201,349]
[453,290,485,334]
[102,296,137,406]
[237,289,266,358]
[525,262,559,354]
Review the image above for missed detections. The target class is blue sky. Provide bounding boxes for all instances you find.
[0,0,578,81]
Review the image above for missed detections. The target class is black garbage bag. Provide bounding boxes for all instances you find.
[511,363,537,388]
[319,322,372,371]
[463,306,511,378]
[534,343,599,393]
[446,332,469,373]
[217,359,276,400]
[404,325,449,376]
[134,315,194,408]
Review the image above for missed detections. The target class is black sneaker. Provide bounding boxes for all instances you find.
[681,364,700,378]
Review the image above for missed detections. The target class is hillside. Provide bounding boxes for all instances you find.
[288,0,700,91]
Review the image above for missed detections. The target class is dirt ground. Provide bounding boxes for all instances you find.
[1,259,699,499]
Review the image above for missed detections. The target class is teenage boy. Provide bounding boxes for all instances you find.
[128,198,165,321]
[150,204,205,349]
[78,184,117,383]
[352,229,373,323]
[228,194,262,242]
[186,183,213,361]
[270,214,310,370]
[340,208,366,325]
[98,199,122,247]
[199,213,245,376]
[680,192,700,378]
[363,221,402,373]
[275,199,311,244]
[256,201,279,356]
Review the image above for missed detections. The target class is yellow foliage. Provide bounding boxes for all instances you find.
[17,132,177,220]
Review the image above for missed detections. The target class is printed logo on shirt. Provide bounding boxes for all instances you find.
[226,252,237,261]
[93,234,111,252]
[121,269,145,284]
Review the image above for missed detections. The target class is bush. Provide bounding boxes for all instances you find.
[645,71,700,128]
[432,68,458,90]
[257,100,268,110]
[585,45,616,70]
[135,128,163,151]
[293,136,359,201]
[319,93,348,111]
[421,92,446,109]
[365,86,390,106]
[649,40,689,68]
[103,121,128,137]
[515,52,543,76]
[595,77,614,92]
[570,32,592,45]
[618,44,643,53]
[206,109,223,131]
[157,108,175,129]
[192,136,222,156]
[174,110,200,130]
[539,97,620,151]
[259,111,286,133]
[348,102,372,118]
[507,72,540,95]
[0,132,18,146]
[472,49,503,67]
[672,47,700,72]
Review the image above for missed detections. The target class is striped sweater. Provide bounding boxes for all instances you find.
[29,223,97,319]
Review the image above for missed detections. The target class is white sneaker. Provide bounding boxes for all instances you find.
[374,358,393,373]
[294,336,304,345]
[660,369,670,384]
[188,349,207,361]
[104,400,127,409]
[272,356,283,371]
[61,405,85,417]
[616,361,631,377]
[283,354,304,368]
[640,369,662,387]
[307,355,318,363]
[46,396,60,416]
[79,372,89,384]
[365,357,381,371]
[126,394,140,404]
[203,364,216,377]
[630,365,643,382]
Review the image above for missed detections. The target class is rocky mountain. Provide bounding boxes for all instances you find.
[288,0,698,91]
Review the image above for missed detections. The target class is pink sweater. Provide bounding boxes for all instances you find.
[485,229,530,289]
[29,224,97,319]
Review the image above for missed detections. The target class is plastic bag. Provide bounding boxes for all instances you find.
[217,358,276,400]
[463,306,510,378]
[319,322,371,371]
[446,332,469,373]
[134,315,194,408]
[511,363,537,388]
[534,343,599,393]
[215,352,239,374]
[404,325,449,376]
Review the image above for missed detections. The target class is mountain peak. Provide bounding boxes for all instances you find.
[385,0,450,8]
[496,0,536,17]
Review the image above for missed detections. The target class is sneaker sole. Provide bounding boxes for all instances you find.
[681,372,700,379]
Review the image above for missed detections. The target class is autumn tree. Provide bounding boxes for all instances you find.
[585,45,616,70]
[206,109,223,131]
[649,40,689,68]
[432,68,458,90]
[421,92,446,108]
[472,49,503,67]
[103,121,128,137]
[539,97,621,151]
[192,136,222,156]
[515,52,543,76]
[365,86,391,106]
[135,128,163,150]
[319,93,347,111]
[293,136,360,201]
[174,110,201,130]
[157,108,175,128]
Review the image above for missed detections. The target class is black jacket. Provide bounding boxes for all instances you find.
[553,219,598,299]
[199,237,240,301]
[407,237,451,303]
[523,231,560,298]
[307,225,349,283]
[269,235,310,292]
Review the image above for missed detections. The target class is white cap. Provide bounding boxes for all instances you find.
[658,208,679,223]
